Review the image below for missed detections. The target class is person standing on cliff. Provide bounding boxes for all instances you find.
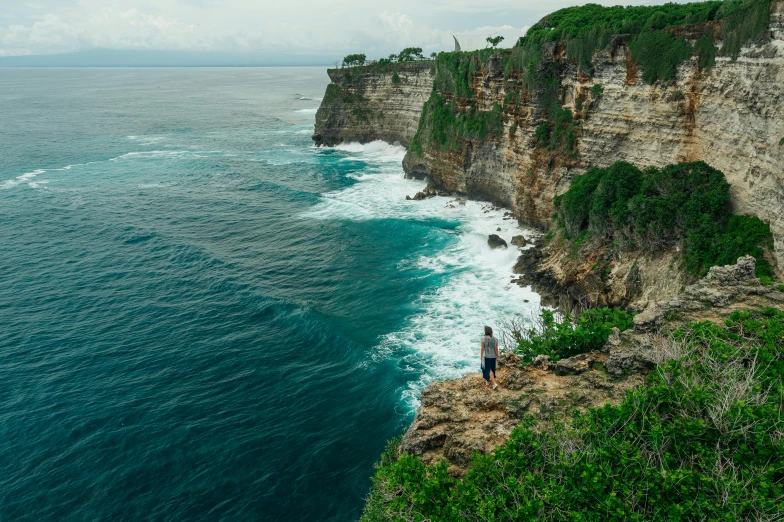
[481,326,499,390]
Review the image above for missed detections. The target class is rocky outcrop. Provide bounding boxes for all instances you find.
[400,257,784,474]
[487,234,508,249]
[399,351,644,475]
[404,1,784,269]
[607,256,784,375]
[514,237,688,311]
[312,63,434,147]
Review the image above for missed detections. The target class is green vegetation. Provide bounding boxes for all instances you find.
[672,89,685,101]
[554,161,775,278]
[411,93,504,153]
[362,308,784,521]
[321,83,342,106]
[341,53,366,67]
[719,0,775,58]
[392,72,401,84]
[511,308,634,363]
[486,35,504,48]
[514,0,773,81]
[397,47,425,62]
[533,107,578,156]
[629,30,692,84]
[591,84,603,97]
[779,137,784,146]
[694,31,719,69]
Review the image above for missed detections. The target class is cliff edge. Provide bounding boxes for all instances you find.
[312,62,434,148]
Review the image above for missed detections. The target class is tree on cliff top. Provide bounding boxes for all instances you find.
[397,47,424,62]
[341,53,366,67]
[486,35,505,48]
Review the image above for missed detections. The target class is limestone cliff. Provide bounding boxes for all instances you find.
[312,62,434,147]
[405,1,784,274]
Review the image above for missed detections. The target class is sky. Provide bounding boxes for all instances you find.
[0,0,689,64]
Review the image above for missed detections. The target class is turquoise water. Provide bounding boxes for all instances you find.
[0,68,539,520]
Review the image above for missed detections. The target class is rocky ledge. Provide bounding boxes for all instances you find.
[400,257,784,475]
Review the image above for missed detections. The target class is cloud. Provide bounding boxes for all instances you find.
[1,9,207,55]
[0,0,693,59]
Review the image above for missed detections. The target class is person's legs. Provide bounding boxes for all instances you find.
[488,358,497,387]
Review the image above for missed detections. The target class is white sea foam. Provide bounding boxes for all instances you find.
[304,141,541,409]
[127,135,167,146]
[110,151,188,161]
[294,108,318,114]
[0,169,46,189]
[296,129,314,134]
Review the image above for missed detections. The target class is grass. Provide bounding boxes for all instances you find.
[361,308,784,521]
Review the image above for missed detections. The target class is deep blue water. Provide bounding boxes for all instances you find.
[0,68,539,521]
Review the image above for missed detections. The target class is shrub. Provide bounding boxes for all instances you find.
[719,0,774,59]
[411,92,504,152]
[511,308,634,363]
[362,309,784,521]
[629,30,693,84]
[591,84,603,97]
[779,137,784,146]
[694,32,718,70]
[672,89,685,101]
[554,161,775,277]
[391,71,401,84]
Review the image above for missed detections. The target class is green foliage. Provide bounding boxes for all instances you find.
[342,53,366,67]
[694,31,718,69]
[321,83,342,106]
[630,30,693,84]
[778,284,784,292]
[362,309,784,521]
[534,107,578,155]
[719,0,774,59]
[391,71,401,84]
[692,214,775,278]
[517,2,723,49]
[672,89,685,101]
[397,47,424,62]
[410,92,504,152]
[515,0,772,80]
[486,35,505,48]
[554,161,775,277]
[779,137,784,146]
[590,84,603,97]
[512,308,634,363]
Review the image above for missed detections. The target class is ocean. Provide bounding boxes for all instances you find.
[0,67,539,521]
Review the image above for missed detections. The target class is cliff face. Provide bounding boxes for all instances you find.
[312,62,434,148]
[405,1,784,269]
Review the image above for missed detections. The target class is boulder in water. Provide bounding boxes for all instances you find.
[511,235,527,248]
[487,234,508,249]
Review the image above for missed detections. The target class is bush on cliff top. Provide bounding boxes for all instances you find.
[554,161,775,278]
[361,308,784,521]
[511,308,634,363]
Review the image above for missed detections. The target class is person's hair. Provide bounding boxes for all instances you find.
[484,326,493,337]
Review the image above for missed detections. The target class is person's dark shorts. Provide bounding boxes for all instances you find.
[482,357,497,381]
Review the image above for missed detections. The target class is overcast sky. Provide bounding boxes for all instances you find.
[0,0,688,60]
